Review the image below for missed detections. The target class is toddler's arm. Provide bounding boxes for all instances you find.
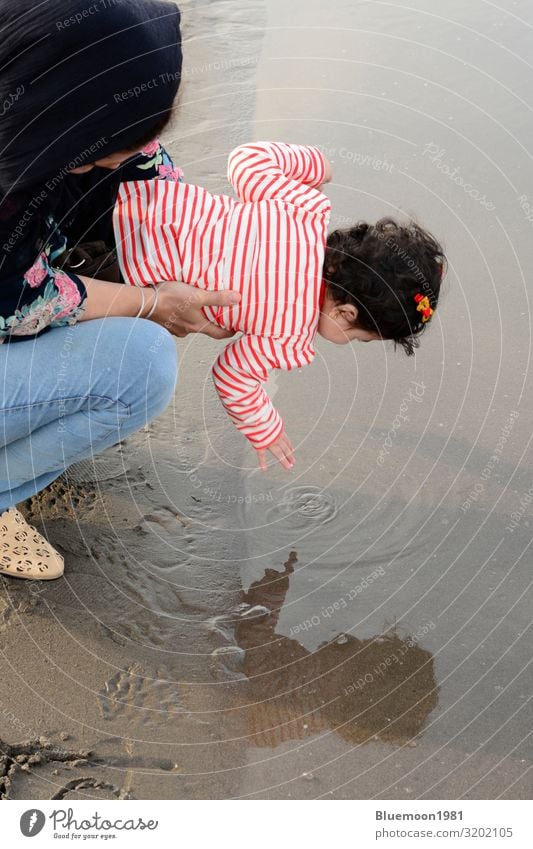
[227,142,331,215]
[212,332,313,467]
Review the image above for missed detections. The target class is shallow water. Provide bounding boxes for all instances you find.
[1,0,532,800]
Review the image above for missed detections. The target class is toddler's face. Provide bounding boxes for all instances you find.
[318,292,381,345]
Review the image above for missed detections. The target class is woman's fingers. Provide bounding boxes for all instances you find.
[193,289,241,336]
[196,288,241,309]
[200,324,236,340]
[152,281,241,337]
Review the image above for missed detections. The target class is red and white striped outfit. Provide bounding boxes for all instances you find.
[114,142,331,449]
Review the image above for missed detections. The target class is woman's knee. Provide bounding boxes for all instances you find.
[37,317,178,428]
[145,321,178,413]
[126,319,178,419]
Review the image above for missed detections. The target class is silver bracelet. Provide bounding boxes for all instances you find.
[134,286,146,319]
[143,283,159,320]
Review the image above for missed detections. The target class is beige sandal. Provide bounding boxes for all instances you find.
[0,507,64,580]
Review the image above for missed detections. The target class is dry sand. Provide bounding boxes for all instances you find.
[1,0,532,799]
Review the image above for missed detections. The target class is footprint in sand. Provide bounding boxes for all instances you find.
[98,663,188,725]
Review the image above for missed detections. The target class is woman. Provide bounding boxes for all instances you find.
[0,0,239,580]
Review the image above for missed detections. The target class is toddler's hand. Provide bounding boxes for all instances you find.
[321,157,333,186]
[317,158,332,193]
[257,430,295,471]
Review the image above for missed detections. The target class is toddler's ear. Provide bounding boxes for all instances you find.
[337,303,358,323]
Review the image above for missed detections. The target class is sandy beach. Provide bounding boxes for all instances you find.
[1,0,532,800]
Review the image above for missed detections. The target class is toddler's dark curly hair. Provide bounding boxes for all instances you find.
[324,218,446,355]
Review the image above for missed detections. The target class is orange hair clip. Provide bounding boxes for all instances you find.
[414,293,433,323]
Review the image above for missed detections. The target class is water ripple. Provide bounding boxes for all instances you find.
[272,486,338,527]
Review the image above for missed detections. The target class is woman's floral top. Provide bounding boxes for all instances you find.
[0,142,183,343]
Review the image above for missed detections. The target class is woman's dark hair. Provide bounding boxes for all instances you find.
[123,108,175,152]
[0,0,182,193]
[324,218,446,355]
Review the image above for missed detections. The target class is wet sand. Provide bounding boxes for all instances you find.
[1,0,532,799]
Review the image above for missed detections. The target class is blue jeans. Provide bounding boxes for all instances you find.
[0,317,178,512]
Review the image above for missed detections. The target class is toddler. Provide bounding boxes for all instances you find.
[113,142,445,470]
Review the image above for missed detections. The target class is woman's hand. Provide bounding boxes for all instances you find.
[256,430,295,471]
[79,276,240,340]
[150,280,240,339]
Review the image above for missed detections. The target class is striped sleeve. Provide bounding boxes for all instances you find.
[113,179,184,286]
[227,142,331,216]
[212,333,314,449]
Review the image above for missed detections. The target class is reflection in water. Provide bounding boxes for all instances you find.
[228,552,438,747]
